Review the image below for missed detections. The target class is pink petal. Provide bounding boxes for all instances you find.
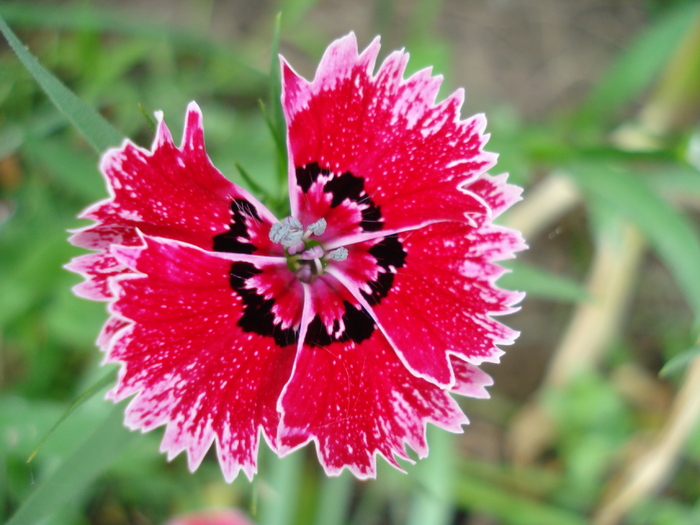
[82,102,279,255]
[64,252,130,301]
[67,105,284,301]
[96,316,130,351]
[66,224,144,300]
[276,274,493,478]
[450,356,494,399]
[279,329,469,478]
[104,235,296,481]
[282,33,495,238]
[166,509,256,525]
[332,198,525,387]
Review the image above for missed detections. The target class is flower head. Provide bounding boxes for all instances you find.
[66,33,525,481]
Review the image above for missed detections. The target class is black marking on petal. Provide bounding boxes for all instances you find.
[296,162,384,233]
[325,172,364,208]
[296,162,329,193]
[341,301,375,343]
[213,198,262,254]
[362,235,407,306]
[369,234,407,269]
[305,301,374,347]
[360,205,383,232]
[228,261,298,347]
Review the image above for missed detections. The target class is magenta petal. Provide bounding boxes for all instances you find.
[68,33,525,481]
[278,331,469,478]
[105,235,296,481]
[330,176,525,387]
[96,316,130,350]
[83,102,277,254]
[373,220,522,386]
[450,356,493,399]
[64,252,129,301]
[283,33,495,236]
[166,509,256,525]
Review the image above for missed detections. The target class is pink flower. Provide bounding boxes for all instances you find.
[165,509,255,525]
[66,33,525,481]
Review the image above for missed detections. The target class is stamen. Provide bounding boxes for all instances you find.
[307,218,327,236]
[328,247,349,261]
[269,217,304,247]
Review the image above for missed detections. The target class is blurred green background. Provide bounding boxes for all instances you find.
[2,0,700,524]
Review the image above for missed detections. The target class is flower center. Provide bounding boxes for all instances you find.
[269,217,348,283]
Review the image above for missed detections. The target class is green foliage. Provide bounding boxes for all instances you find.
[2,1,700,524]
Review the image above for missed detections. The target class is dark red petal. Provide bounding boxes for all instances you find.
[283,33,495,235]
[449,356,493,398]
[69,223,141,251]
[465,172,524,222]
[300,273,375,347]
[83,102,278,254]
[66,224,143,300]
[96,316,130,350]
[330,175,525,387]
[67,104,282,301]
[105,235,295,481]
[64,252,129,301]
[278,331,469,478]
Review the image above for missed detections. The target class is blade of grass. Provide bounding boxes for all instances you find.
[575,1,700,128]
[6,403,136,525]
[660,346,700,377]
[407,428,455,525]
[454,473,586,525]
[258,451,303,525]
[268,13,288,193]
[138,103,157,132]
[0,1,266,80]
[312,472,354,525]
[26,372,115,463]
[234,161,269,199]
[569,162,700,320]
[499,262,589,303]
[0,15,122,152]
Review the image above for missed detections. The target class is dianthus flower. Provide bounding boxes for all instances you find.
[66,33,525,481]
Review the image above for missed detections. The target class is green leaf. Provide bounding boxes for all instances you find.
[407,428,454,525]
[660,346,700,377]
[454,473,586,525]
[267,13,288,197]
[312,472,354,525]
[6,403,136,525]
[258,450,303,525]
[26,373,115,463]
[569,162,700,320]
[575,1,700,127]
[500,262,589,303]
[0,1,265,83]
[22,137,106,201]
[234,161,269,200]
[0,15,122,152]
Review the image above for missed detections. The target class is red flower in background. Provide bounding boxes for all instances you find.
[166,509,256,525]
[66,33,525,481]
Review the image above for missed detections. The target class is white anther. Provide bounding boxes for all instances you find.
[328,247,349,261]
[269,216,304,247]
[307,218,327,236]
